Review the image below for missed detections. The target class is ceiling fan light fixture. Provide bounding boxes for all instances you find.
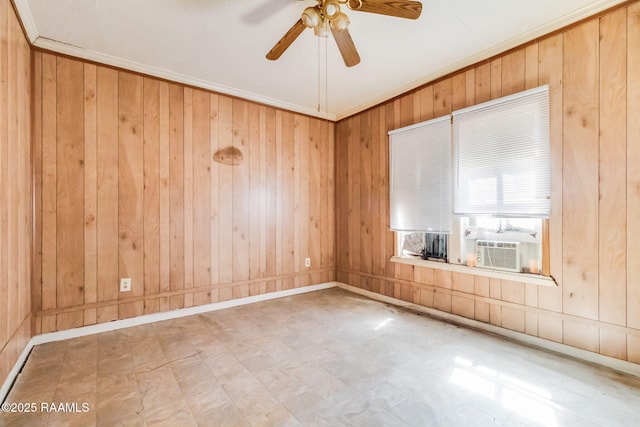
[329,12,350,30]
[346,0,363,11]
[323,0,341,19]
[314,19,330,37]
[301,6,321,28]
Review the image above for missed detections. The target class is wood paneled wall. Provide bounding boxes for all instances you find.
[0,0,32,386]
[336,2,640,363]
[32,53,335,333]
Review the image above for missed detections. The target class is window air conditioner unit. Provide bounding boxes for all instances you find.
[475,240,521,273]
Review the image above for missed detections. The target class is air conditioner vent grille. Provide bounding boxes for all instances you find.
[475,240,521,273]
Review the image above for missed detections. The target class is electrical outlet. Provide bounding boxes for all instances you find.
[120,278,132,292]
[304,257,311,268]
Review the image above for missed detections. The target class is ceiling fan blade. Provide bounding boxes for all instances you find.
[348,0,422,19]
[331,27,361,67]
[266,19,306,61]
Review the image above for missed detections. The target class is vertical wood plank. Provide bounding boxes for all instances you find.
[465,70,475,107]
[562,21,599,320]
[143,77,161,314]
[298,115,310,281]
[232,99,250,282]
[598,8,627,327]
[218,96,233,284]
[56,57,84,315]
[370,108,381,277]
[322,120,336,274]
[193,90,211,291]
[1,1,10,342]
[83,63,98,324]
[348,116,361,273]
[118,72,144,319]
[158,82,170,311]
[249,103,261,280]
[451,73,466,111]
[183,88,194,305]
[210,94,219,286]
[293,114,301,286]
[433,79,452,116]
[336,121,349,278]
[360,111,372,275]
[169,84,184,300]
[32,51,43,332]
[525,44,539,90]
[538,34,563,314]
[475,62,491,104]
[627,2,640,330]
[399,94,413,127]
[490,58,502,100]
[41,54,57,312]
[258,106,268,283]
[418,86,434,121]
[96,66,119,323]
[281,111,295,286]
[501,48,526,96]
[265,107,277,280]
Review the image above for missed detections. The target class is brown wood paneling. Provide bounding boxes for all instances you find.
[336,120,349,280]
[159,82,170,310]
[33,57,335,332]
[538,33,563,314]
[348,116,361,274]
[118,72,144,319]
[96,67,119,323]
[281,111,295,288]
[598,8,627,327]
[193,90,211,293]
[628,2,640,331]
[32,51,43,334]
[209,94,219,289]
[183,88,194,307]
[0,0,32,386]
[143,77,161,314]
[232,99,250,283]
[475,62,491,104]
[360,110,372,275]
[309,118,322,275]
[451,73,466,111]
[83,63,98,325]
[169,84,185,302]
[562,20,599,321]
[41,53,57,312]
[249,103,261,282]
[56,57,84,321]
[501,48,525,96]
[418,86,434,121]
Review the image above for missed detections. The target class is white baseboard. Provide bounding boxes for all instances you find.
[1,282,338,402]
[0,340,34,404]
[336,283,640,378]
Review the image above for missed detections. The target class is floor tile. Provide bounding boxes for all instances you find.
[1,289,640,426]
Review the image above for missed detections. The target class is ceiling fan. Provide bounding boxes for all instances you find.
[266,0,423,67]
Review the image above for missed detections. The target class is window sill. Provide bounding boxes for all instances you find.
[390,256,558,287]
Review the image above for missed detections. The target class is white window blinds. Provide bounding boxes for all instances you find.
[389,115,452,233]
[453,85,550,217]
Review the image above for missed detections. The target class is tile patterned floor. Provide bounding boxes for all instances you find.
[2,288,640,426]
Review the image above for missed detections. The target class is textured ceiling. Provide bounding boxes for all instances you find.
[15,0,624,120]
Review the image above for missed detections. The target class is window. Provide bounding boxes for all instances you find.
[453,85,550,217]
[389,115,452,233]
[391,86,550,277]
